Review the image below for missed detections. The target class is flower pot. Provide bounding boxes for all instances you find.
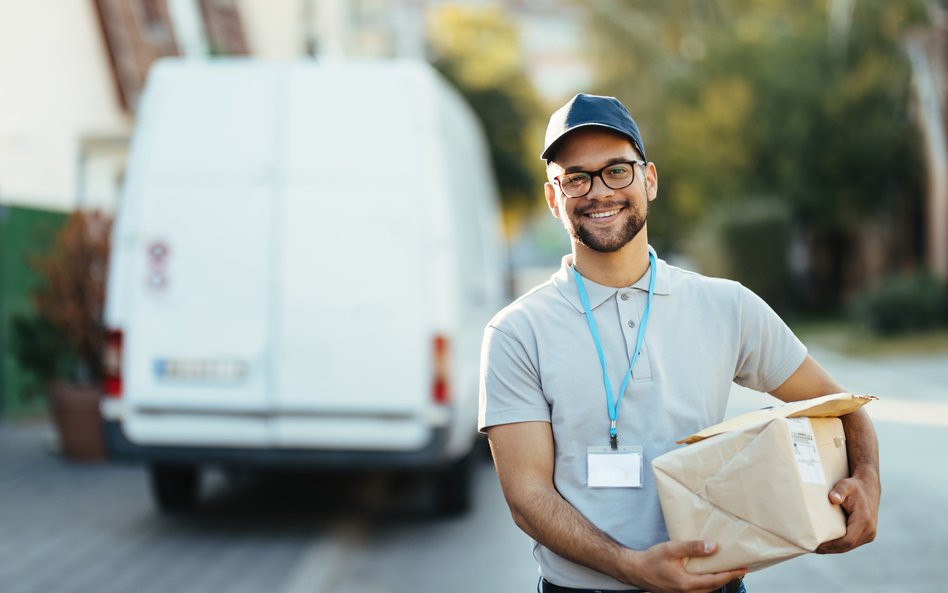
[47,381,107,461]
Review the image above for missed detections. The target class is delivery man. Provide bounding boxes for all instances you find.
[478,93,879,593]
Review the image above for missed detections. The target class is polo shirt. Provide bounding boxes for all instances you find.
[478,247,807,590]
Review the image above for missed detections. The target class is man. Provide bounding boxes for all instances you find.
[478,94,879,593]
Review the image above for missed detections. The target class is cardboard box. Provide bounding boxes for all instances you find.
[651,393,875,573]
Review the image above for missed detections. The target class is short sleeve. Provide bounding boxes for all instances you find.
[733,285,808,393]
[478,324,552,432]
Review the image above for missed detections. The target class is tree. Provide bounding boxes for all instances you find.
[574,0,929,310]
[427,5,545,216]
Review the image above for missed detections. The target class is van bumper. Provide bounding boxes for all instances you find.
[103,420,454,470]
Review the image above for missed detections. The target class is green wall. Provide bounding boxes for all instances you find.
[0,204,68,419]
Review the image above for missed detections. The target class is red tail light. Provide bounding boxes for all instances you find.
[103,329,123,398]
[432,334,450,404]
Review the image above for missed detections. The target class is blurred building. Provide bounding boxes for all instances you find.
[0,0,251,214]
[0,0,582,215]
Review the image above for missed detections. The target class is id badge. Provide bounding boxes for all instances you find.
[587,445,644,488]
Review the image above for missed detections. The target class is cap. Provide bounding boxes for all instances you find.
[541,93,646,161]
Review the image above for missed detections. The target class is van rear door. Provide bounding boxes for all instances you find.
[269,63,443,452]
[119,62,278,447]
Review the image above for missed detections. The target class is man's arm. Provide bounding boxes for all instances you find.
[769,354,880,553]
[486,420,747,593]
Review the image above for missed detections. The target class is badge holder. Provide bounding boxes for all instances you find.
[587,444,644,488]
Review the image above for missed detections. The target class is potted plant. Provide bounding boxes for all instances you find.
[12,210,112,460]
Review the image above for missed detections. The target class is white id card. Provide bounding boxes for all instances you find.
[587,445,644,488]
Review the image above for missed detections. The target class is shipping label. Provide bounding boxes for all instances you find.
[785,417,826,485]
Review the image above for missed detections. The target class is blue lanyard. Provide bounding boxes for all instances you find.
[573,250,656,449]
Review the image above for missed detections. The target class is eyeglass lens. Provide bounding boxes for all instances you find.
[558,163,637,198]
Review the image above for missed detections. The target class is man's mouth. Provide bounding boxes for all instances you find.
[586,208,622,219]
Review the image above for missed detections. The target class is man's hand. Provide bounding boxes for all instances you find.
[770,356,881,555]
[621,540,746,593]
[816,466,880,554]
[489,422,744,591]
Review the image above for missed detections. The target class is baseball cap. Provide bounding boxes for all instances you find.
[541,93,646,161]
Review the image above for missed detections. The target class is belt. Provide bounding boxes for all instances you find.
[541,577,743,593]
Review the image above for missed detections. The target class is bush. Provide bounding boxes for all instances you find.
[853,272,948,336]
[11,315,77,382]
[12,210,112,385]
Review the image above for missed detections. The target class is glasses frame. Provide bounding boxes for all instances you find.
[553,160,648,198]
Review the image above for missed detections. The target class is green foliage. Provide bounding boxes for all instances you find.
[427,5,545,213]
[11,314,77,383]
[13,211,112,386]
[853,272,948,335]
[574,0,930,309]
[686,197,794,313]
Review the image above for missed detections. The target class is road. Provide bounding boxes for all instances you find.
[1,345,946,593]
[0,422,536,593]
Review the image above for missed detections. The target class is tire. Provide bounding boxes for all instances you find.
[149,463,200,513]
[434,453,474,516]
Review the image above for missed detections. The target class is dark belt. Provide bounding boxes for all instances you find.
[541,577,743,593]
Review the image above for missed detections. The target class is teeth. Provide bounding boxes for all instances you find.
[588,209,620,219]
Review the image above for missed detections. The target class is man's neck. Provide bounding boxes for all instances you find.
[571,232,651,288]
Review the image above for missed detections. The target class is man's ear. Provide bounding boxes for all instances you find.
[644,162,658,202]
[545,182,561,218]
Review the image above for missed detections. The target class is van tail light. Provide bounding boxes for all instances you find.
[432,334,451,404]
[103,329,123,398]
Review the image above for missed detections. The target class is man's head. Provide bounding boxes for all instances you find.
[542,94,657,254]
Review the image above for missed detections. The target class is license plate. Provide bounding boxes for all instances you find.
[154,359,249,382]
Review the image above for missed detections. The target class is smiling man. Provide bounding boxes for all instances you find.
[478,94,879,593]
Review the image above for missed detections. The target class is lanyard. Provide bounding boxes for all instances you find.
[573,250,656,450]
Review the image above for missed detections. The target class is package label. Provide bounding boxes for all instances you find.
[785,417,826,485]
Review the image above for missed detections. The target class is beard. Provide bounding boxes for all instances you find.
[564,199,648,253]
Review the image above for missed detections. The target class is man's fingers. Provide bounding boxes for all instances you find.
[816,534,850,554]
[816,526,867,554]
[828,478,860,511]
[642,541,746,593]
[673,539,717,557]
[828,479,852,505]
[685,568,748,593]
[674,541,748,588]
[817,502,877,554]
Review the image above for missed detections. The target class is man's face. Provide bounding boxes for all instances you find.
[544,128,657,253]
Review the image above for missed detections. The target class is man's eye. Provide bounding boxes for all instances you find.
[563,173,589,186]
[606,166,632,178]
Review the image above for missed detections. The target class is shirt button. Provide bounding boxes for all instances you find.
[628,320,636,328]
[620,293,629,301]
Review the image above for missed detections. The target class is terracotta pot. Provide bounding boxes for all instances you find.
[47,381,107,461]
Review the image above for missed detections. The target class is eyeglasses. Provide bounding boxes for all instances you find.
[553,160,647,198]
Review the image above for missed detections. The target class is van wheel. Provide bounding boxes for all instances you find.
[434,453,474,516]
[149,463,199,512]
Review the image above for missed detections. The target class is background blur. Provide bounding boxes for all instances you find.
[1,1,947,592]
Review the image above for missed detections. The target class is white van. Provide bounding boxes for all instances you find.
[101,58,507,514]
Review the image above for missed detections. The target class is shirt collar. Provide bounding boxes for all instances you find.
[551,246,672,313]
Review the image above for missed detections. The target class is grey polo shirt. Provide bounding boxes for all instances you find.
[478,248,807,590]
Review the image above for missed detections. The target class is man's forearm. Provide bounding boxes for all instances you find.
[840,408,880,480]
[508,481,636,585]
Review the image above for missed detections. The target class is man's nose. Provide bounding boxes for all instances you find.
[584,174,615,200]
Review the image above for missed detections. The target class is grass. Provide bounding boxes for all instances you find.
[792,318,948,358]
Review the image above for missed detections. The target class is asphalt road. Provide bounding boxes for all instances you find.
[1,344,946,593]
